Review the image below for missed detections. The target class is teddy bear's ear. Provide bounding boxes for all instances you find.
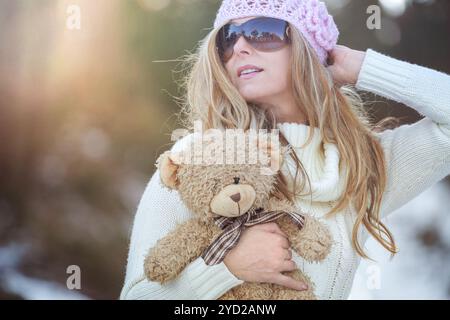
[155,150,181,190]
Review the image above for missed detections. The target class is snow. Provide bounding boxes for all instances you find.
[349,181,450,299]
[0,243,90,300]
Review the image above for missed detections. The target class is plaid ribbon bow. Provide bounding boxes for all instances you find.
[201,207,306,265]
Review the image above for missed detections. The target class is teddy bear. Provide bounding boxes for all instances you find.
[144,129,334,300]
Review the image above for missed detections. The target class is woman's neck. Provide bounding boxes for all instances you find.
[260,94,308,125]
[277,117,309,126]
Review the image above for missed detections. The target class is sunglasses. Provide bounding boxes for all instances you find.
[216,16,291,63]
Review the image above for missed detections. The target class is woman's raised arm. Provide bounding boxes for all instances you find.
[354,49,450,220]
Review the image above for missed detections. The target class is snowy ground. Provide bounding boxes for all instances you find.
[0,243,90,300]
[349,181,450,299]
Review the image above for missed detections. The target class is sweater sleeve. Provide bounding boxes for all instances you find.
[119,134,244,300]
[355,49,450,220]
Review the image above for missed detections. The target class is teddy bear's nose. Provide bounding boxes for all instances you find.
[230,193,241,203]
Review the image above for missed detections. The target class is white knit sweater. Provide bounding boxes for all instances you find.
[119,49,450,300]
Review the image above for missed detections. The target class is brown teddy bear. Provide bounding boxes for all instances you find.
[144,130,333,300]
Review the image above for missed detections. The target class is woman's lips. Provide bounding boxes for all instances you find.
[239,70,263,79]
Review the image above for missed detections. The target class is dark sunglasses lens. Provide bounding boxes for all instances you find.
[245,18,288,50]
[217,17,289,62]
[217,24,235,61]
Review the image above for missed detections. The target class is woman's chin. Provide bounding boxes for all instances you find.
[239,91,265,103]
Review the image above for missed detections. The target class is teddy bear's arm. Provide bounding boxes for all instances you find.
[144,218,220,284]
[281,214,333,262]
[268,198,333,263]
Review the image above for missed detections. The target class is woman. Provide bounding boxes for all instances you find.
[120,0,450,299]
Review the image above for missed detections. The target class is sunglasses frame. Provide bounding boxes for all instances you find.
[216,16,291,63]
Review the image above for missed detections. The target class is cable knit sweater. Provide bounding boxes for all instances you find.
[119,49,450,300]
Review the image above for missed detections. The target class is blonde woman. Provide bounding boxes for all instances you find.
[120,0,450,299]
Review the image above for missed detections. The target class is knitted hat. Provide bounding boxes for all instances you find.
[213,0,339,65]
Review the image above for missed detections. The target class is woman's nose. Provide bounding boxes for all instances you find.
[233,35,252,55]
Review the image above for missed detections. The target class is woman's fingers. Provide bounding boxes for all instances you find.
[269,272,309,291]
[326,45,366,86]
[253,222,288,239]
[285,249,292,260]
[224,222,309,291]
[280,259,297,271]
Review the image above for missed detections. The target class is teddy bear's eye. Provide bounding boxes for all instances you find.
[233,177,240,184]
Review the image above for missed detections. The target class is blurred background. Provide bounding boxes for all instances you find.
[0,0,449,299]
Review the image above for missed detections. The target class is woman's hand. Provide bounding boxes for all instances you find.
[326,45,366,87]
[223,222,309,291]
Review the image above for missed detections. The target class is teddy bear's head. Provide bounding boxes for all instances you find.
[156,130,288,222]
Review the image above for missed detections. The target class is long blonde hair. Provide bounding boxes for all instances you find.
[172,23,400,260]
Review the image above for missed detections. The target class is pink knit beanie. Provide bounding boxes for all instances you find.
[213,0,339,65]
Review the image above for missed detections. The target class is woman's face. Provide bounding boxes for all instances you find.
[222,16,292,106]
